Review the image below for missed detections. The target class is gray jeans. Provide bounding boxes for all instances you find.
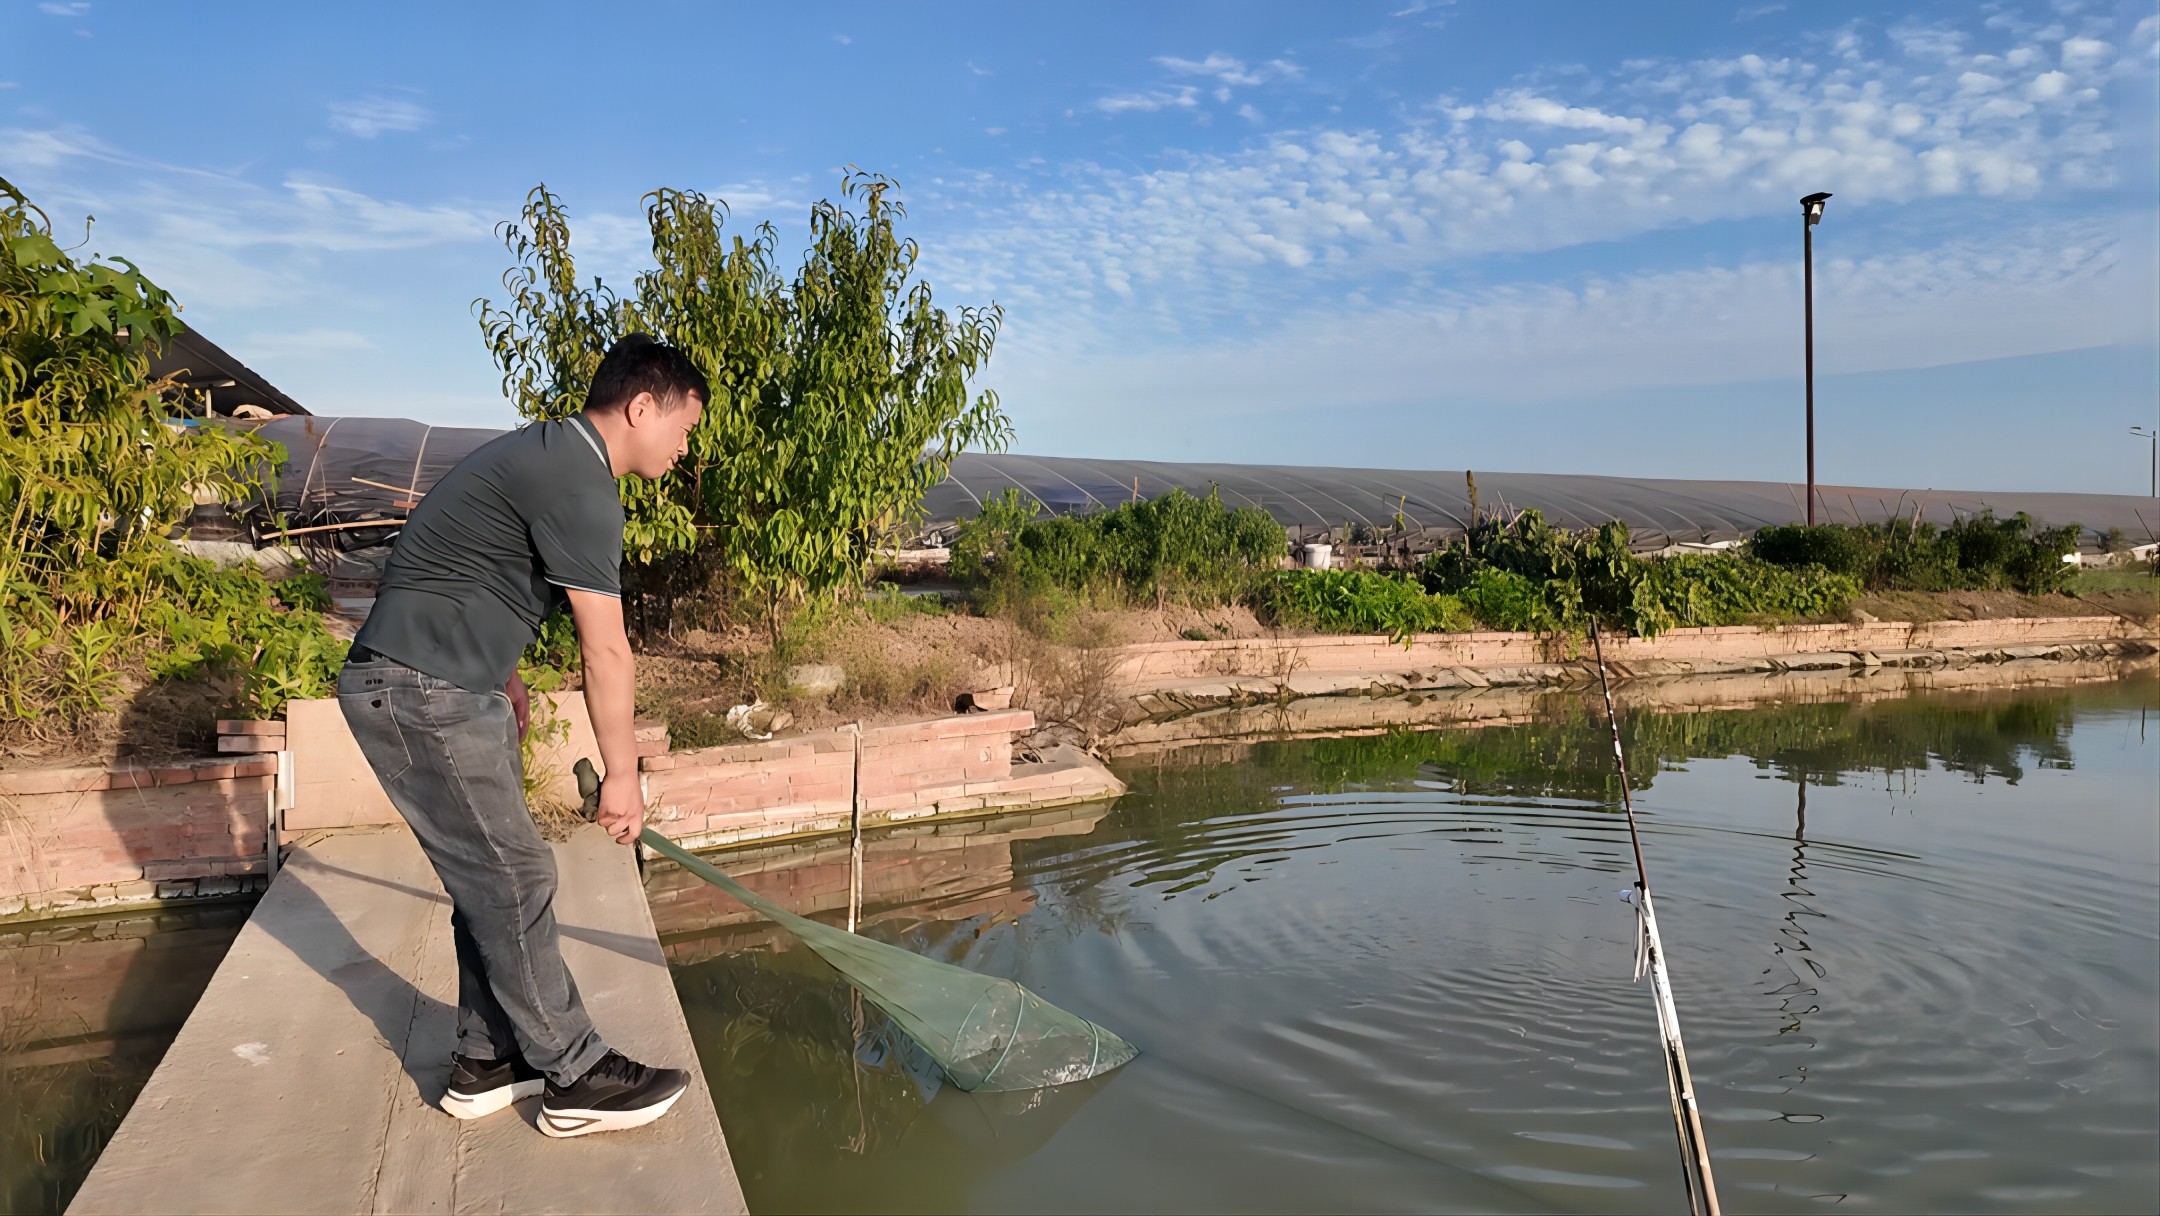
[337,653,607,1085]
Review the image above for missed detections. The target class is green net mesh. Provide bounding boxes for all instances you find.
[641,829,1138,1092]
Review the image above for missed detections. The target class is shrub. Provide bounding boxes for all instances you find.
[1257,570,1471,644]
[953,488,1286,609]
[1638,553,1858,626]
[1752,512,2078,595]
[145,554,348,717]
[1423,510,1857,636]
[1455,568,1562,633]
[1,176,341,729]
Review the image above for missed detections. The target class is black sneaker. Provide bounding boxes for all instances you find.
[442,1050,545,1120]
[539,1050,690,1138]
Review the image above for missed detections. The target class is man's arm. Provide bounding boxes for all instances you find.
[504,669,531,739]
[566,589,642,845]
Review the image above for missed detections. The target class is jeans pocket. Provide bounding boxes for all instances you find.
[339,684,415,784]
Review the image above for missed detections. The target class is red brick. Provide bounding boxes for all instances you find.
[639,754,676,771]
[217,736,279,753]
[188,762,238,782]
[0,766,111,797]
[231,756,276,778]
[216,719,286,736]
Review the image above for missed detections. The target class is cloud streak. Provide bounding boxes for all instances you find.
[326,96,431,138]
[990,216,2146,452]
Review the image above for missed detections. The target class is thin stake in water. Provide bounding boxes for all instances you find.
[1588,618,1722,1216]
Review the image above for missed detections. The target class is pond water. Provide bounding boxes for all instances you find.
[661,676,2159,1214]
[0,903,250,1214]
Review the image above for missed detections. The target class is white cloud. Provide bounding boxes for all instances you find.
[1152,53,1302,88]
[1483,89,1646,133]
[2058,36,2111,67]
[326,96,430,139]
[833,33,852,45]
[1095,87,1199,114]
[0,126,491,307]
[37,2,89,14]
[989,219,2144,435]
[2027,69,2072,98]
[930,16,2124,341]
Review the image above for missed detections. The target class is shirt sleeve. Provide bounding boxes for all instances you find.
[530,488,624,598]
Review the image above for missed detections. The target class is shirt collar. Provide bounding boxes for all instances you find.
[565,414,611,473]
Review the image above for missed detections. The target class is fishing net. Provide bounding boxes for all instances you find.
[578,761,1137,1092]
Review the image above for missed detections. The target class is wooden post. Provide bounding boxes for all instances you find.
[846,723,864,933]
[268,748,294,880]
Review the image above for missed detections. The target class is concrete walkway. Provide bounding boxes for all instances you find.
[69,825,744,1215]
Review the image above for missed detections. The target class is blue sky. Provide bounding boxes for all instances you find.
[4,0,2154,493]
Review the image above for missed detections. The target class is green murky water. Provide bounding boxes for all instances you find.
[661,677,2159,1214]
[3,677,2152,1214]
[0,903,249,1214]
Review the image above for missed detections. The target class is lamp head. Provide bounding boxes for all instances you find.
[1801,191,1832,225]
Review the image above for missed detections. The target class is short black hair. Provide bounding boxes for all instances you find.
[585,334,708,413]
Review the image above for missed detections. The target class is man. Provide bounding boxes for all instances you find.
[338,334,705,1138]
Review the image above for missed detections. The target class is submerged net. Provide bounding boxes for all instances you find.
[639,832,1136,1091]
[572,750,1134,1092]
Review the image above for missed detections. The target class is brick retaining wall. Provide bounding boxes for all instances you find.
[643,710,1125,851]
[1,705,1116,918]
[1,756,276,919]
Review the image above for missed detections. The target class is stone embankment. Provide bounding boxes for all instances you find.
[1107,616,2154,742]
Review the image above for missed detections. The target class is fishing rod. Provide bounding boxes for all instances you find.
[1587,617,1722,1216]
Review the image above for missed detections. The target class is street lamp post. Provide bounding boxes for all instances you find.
[1800,192,1831,527]
[2134,426,2158,497]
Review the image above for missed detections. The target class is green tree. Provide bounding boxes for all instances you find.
[477,172,1011,638]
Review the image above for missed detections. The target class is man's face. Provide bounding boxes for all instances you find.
[622,391,705,479]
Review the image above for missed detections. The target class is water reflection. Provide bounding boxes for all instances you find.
[663,675,2157,1214]
[1768,777,1823,1041]
[0,903,249,1214]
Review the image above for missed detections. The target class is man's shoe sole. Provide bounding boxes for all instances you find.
[442,1078,544,1120]
[538,1086,687,1138]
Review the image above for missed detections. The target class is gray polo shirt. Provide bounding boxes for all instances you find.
[355,415,623,692]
